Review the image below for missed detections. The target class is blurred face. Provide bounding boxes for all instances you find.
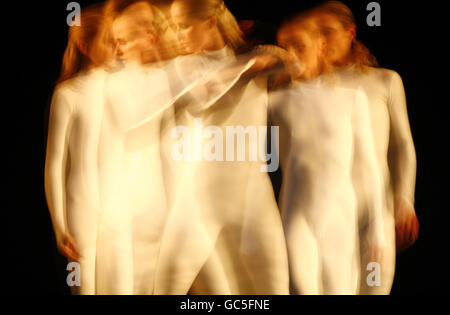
[278,21,325,79]
[315,13,354,65]
[170,2,213,54]
[88,29,117,69]
[112,3,158,64]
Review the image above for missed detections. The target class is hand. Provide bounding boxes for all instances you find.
[247,54,280,76]
[280,52,305,80]
[394,196,419,252]
[57,233,81,261]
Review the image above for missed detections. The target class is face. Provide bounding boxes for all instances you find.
[278,21,325,79]
[112,3,158,64]
[88,28,117,69]
[170,2,213,54]
[315,13,354,65]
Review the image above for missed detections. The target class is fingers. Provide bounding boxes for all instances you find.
[66,235,82,260]
[395,215,419,252]
[253,55,279,73]
[60,246,81,262]
[58,234,82,261]
[407,215,419,247]
[395,225,406,252]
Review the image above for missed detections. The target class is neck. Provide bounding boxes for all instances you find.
[202,29,226,52]
[298,60,325,81]
[334,50,353,68]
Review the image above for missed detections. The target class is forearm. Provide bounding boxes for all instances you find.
[44,88,72,242]
[44,158,67,241]
[388,70,417,205]
[186,58,257,114]
[389,139,417,205]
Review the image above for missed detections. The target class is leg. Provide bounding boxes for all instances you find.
[284,213,320,295]
[320,210,359,295]
[359,211,396,294]
[189,248,232,295]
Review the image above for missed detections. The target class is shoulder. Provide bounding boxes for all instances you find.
[54,76,81,96]
[52,78,81,112]
[367,67,403,84]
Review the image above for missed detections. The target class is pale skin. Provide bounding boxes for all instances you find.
[112,2,160,65]
[277,22,327,81]
[170,1,226,54]
[59,234,81,261]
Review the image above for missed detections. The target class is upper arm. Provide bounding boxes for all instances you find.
[46,88,73,164]
[387,71,415,147]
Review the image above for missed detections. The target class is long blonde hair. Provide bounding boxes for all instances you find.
[173,0,246,52]
[57,3,110,84]
[313,1,378,69]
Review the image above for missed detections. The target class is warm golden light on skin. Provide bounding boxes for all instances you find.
[314,12,355,67]
[277,17,328,81]
[170,0,226,54]
[112,2,160,64]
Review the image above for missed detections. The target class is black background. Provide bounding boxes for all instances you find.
[6,0,448,295]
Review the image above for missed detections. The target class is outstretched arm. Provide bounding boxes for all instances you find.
[387,71,418,251]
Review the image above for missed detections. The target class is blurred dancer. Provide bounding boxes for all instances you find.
[269,12,385,294]
[153,0,289,294]
[95,0,186,294]
[44,3,114,295]
[312,1,418,294]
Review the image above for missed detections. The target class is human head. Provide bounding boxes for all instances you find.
[312,1,378,68]
[170,0,244,54]
[277,12,328,80]
[107,1,161,64]
[58,3,114,83]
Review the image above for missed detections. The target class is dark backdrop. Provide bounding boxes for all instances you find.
[6,0,448,295]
